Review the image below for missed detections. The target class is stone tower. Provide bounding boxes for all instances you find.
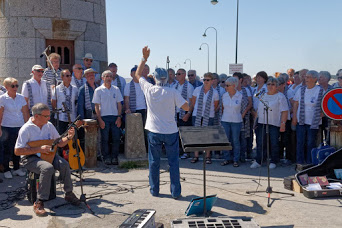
[0,0,107,84]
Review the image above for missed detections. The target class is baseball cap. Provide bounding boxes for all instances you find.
[32,65,44,71]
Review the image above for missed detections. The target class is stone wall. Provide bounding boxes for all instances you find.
[0,0,107,85]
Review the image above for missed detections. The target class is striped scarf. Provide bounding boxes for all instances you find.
[299,86,324,129]
[213,86,222,126]
[25,80,52,110]
[240,87,250,138]
[62,84,73,111]
[73,76,83,89]
[129,80,137,113]
[0,85,6,93]
[84,83,93,111]
[176,81,188,119]
[195,86,213,127]
[114,75,122,94]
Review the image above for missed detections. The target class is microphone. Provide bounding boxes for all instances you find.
[254,90,265,97]
[40,45,51,58]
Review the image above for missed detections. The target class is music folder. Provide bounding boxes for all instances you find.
[185,194,217,216]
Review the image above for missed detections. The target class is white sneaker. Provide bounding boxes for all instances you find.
[250,161,261,169]
[4,171,13,179]
[12,169,26,177]
[269,163,276,169]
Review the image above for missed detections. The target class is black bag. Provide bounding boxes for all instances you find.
[26,172,56,204]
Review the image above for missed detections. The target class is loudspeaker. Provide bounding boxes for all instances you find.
[26,171,56,204]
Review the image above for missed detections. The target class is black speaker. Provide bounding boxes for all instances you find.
[26,171,56,204]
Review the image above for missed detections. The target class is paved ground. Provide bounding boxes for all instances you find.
[0,158,341,228]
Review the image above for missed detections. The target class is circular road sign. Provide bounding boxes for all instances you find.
[322,88,342,120]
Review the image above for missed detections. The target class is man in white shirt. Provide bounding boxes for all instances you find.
[93,70,123,165]
[52,69,79,135]
[136,46,189,199]
[71,64,86,89]
[22,65,53,113]
[108,63,126,98]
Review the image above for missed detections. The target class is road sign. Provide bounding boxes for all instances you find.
[322,88,342,120]
[229,64,243,74]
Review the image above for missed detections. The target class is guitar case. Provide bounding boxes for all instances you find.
[26,172,56,204]
[295,148,342,199]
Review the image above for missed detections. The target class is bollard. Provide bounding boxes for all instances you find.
[83,119,98,168]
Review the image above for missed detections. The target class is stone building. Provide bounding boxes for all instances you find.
[0,0,107,85]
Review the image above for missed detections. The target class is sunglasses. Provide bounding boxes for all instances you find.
[225,84,232,87]
[64,74,72,78]
[85,59,93,62]
[11,84,19,88]
[203,79,211,82]
[35,70,44,73]
[176,73,184,76]
[76,67,83,70]
[221,81,226,83]
[188,74,195,77]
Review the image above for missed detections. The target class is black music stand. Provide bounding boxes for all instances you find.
[179,126,232,217]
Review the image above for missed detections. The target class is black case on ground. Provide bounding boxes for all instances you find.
[295,148,342,199]
[26,172,56,204]
[283,175,295,191]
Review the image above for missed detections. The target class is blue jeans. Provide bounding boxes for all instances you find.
[148,131,181,198]
[221,122,242,162]
[100,115,121,159]
[296,124,319,164]
[240,130,247,161]
[192,116,214,126]
[255,123,280,164]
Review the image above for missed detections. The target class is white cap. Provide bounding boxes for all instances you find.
[32,65,44,71]
[83,53,93,60]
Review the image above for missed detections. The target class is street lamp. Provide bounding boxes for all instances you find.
[199,43,209,72]
[211,0,239,64]
[184,58,192,70]
[203,27,217,73]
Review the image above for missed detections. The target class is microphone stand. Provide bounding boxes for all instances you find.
[41,46,60,130]
[246,94,294,207]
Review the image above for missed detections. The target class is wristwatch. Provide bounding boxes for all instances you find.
[142,57,147,62]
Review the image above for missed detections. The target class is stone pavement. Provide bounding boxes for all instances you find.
[0,158,341,228]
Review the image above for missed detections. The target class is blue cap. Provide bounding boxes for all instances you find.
[153,68,168,82]
[131,65,138,72]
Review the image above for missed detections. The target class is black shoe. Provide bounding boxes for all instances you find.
[111,157,118,165]
[104,158,111,165]
[0,178,3,183]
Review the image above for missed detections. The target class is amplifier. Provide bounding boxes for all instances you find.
[120,209,156,228]
[171,217,260,228]
[26,171,56,204]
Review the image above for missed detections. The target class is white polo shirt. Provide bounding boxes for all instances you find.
[252,84,268,110]
[21,78,50,108]
[124,81,147,110]
[0,93,27,128]
[293,85,322,125]
[192,86,219,118]
[221,92,243,123]
[172,81,194,113]
[52,84,78,122]
[257,92,288,127]
[15,117,60,158]
[139,77,186,134]
[92,84,123,116]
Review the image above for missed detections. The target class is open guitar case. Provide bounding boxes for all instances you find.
[295,147,342,199]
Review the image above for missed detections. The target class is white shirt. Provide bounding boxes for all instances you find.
[252,84,268,110]
[293,85,322,125]
[124,81,147,110]
[139,77,186,134]
[192,86,219,118]
[221,92,243,123]
[70,76,86,89]
[0,93,27,127]
[257,92,289,127]
[52,84,78,122]
[21,78,50,108]
[15,117,59,158]
[172,81,194,113]
[92,84,123,116]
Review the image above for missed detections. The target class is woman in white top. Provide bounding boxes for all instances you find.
[190,72,219,164]
[250,77,288,169]
[332,69,342,88]
[220,77,243,167]
[0,77,29,179]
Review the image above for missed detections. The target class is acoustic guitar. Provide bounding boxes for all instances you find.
[27,139,57,164]
[62,102,85,170]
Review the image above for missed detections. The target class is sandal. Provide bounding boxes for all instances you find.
[233,162,239,167]
[191,157,199,163]
[206,157,212,164]
[220,160,231,166]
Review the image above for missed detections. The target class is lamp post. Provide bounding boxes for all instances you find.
[211,0,239,64]
[184,58,192,70]
[199,43,209,72]
[203,27,217,73]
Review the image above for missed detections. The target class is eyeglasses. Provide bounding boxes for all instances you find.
[225,84,232,87]
[35,70,44,73]
[64,74,72,78]
[267,83,276,86]
[38,114,50,118]
[176,73,184,76]
[11,84,19,88]
[85,59,93,62]
[203,79,211,82]
[76,67,83,70]
[188,74,195,77]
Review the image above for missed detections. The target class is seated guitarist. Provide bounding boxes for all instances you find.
[14,103,80,216]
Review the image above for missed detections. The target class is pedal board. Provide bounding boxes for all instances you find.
[171,217,260,228]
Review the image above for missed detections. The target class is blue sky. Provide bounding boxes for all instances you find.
[106,0,342,79]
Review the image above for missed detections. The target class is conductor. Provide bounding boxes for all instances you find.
[136,46,189,199]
